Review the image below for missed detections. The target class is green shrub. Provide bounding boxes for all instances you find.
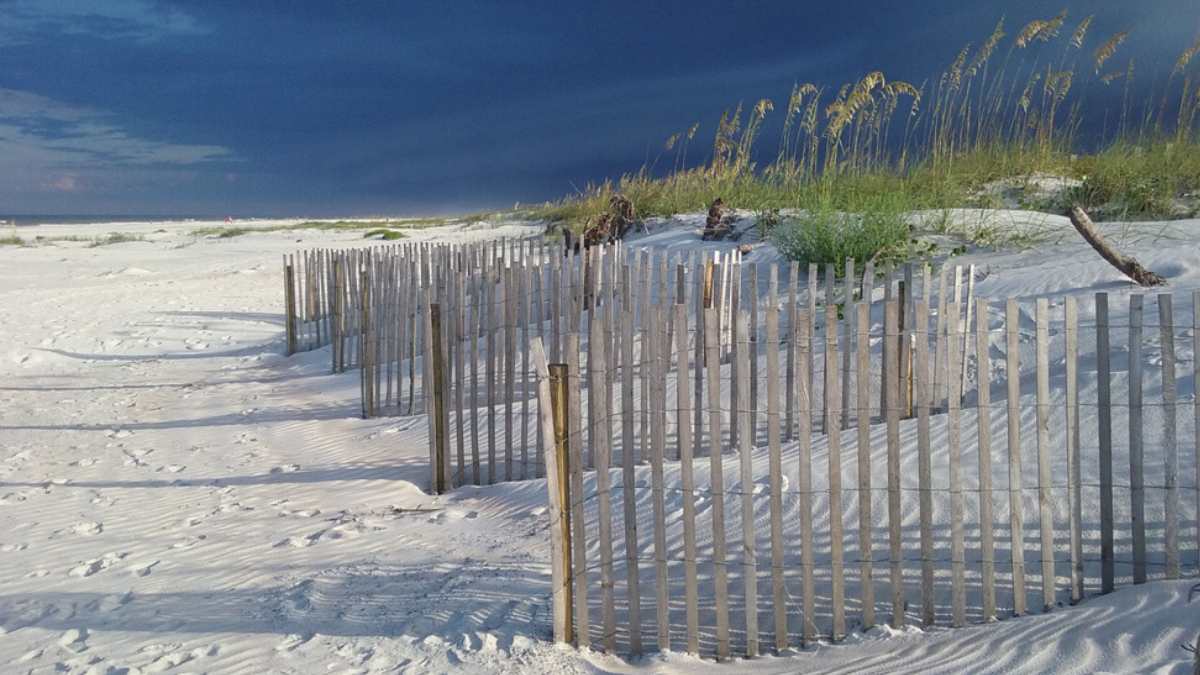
[770,194,911,266]
[363,229,406,240]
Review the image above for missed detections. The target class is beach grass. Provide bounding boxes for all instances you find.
[87,232,146,247]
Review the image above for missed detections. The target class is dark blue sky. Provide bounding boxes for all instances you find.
[0,1,1195,216]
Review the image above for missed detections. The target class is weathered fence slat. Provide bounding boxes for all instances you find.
[1158,294,1179,580]
[650,306,671,652]
[1130,294,1146,584]
[1065,296,1082,602]
[1096,292,1115,593]
[948,299,967,627]
[705,306,731,660]
[916,298,935,626]
[856,301,875,630]
[1035,299,1054,611]
[1195,291,1200,573]
[591,306,615,651]
[620,299,642,655]
[565,331,588,647]
[826,303,845,641]
[796,309,817,643]
[674,302,699,654]
[765,302,786,651]
[976,297,996,620]
[735,309,758,656]
[841,257,854,431]
[884,300,904,628]
[1005,298,1026,615]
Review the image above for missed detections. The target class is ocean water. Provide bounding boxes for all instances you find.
[0,214,223,227]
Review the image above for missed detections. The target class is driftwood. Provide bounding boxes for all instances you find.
[702,198,736,241]
[583,194,638,247]
[1067,206,1166,287]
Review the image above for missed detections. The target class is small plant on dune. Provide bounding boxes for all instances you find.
[1,234,27,246]
[87,232,145,247]
[363,228,406,240]
[754,207,781,240]
[770,192,911,266]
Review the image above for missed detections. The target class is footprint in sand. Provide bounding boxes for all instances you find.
[70,521,103,536]
[270,464,300,474]
[57,627,89,653]
[168,534,206,550]
[1,542,28,552]
[275,531,323,548]
[275,633,314,653]
[129,560,159,577]
[70,552,127,577]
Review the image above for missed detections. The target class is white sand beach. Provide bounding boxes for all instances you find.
[1,214,1198,674]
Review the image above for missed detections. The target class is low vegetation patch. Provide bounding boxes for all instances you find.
[770,194,913,266]
[363,228,407,240]
[87,232,146,247]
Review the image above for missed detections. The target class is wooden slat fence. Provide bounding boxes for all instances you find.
[284,239,1199,661]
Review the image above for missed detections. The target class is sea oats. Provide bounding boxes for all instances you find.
[1094,31,1128,74]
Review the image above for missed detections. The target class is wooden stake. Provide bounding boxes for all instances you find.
[547,359,573,643]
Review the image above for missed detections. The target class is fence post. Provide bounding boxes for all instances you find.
[565,332,588,647]
[284,260,297,355]
[362,268,374,418]
[331,257,341,372]
[543,354,572,644]
[430,304,448,494]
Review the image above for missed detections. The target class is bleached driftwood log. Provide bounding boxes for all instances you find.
[1068,206,1166,287]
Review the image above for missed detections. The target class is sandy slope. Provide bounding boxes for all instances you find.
[0,214,1197,674]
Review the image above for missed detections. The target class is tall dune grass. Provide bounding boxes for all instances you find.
[537,11,1200,245]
